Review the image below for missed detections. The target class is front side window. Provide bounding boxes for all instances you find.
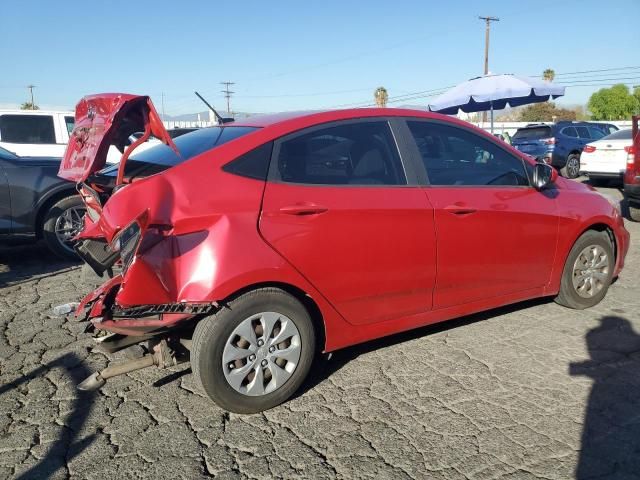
[0,115,56,144]
[407,121,529,187]
[275,121,405,185]
[588,127,606,140]
[576,126,590,139]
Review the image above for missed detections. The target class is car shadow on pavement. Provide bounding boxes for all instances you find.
[0,243,80,288]
[0,352,97,479]
[298,297,553,399]
[570,315,640,479]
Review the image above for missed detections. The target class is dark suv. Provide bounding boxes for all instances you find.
[511,122,619,178]
[0,146,83,258]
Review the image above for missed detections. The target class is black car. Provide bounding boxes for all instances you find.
[0,146,83,258]
[511,121,619,179]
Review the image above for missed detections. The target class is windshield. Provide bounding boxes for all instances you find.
[0,146,18,160]
[512,126,552,141]
[601,129,632,141]
[98,126,259,178]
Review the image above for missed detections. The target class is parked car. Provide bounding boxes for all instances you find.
[0,146,83,257]
[0,109,74,157]
[60,94,629,413]
[580,129,634,184]
[511,121,619,179]
[624,116,640,221]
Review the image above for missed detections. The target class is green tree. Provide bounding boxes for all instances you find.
[20,102,39,110]
[519,102,576,122]
[543,68,555,82]
[587,84,639,120]
[374,87,388,107]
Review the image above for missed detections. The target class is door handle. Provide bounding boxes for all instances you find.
[279,203,329,216]
[444,204,477,216]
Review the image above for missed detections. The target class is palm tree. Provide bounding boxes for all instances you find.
[20,102,39,110]
[543,69,555,82]
[374,87,388,107]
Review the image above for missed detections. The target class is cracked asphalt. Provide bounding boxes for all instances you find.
[1,184,639,480]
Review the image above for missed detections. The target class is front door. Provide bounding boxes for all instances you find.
[259,119,437,325]
[405,119,559,309]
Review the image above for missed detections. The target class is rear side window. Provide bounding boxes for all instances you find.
[561,127,578,138]
[512,127,552,140]
[0,114,56,144]
[274,121,406,185]
[223,142,273,180]
[407,121,529,187]
[65,116,75,135]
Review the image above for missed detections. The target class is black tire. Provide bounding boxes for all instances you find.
[561,153,581,179]
[42,195,85,259]
[192,288,316,413]
[554,230,614,309]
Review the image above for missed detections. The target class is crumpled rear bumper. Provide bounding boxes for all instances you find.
[76,273,217,336]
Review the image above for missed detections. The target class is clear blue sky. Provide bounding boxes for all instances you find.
[1,0,639,115]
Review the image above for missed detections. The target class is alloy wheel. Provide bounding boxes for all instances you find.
[222,312,302,396]
[571,245,610,298]
[567,157,580,178]
[54,206,85,253]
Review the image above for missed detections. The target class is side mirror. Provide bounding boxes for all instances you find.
[532,163,557,190]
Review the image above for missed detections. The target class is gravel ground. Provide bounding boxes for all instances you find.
[1,184,639,480]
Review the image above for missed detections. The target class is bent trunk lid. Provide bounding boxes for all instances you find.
[59,93,178,183]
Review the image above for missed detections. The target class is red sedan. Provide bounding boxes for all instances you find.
[59,94,629,413]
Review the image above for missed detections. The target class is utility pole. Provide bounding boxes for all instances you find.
[27,84,36,109]
[220,81,235,115]
[478,16,499,123]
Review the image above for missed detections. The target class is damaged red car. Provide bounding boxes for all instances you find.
[60,93,630,413]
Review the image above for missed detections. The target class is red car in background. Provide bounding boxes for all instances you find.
[59,94,629,413]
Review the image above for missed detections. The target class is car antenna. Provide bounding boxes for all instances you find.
[194,91,234,124]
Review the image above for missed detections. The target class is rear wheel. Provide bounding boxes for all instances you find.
[628,203,640,222]
[561,153,581,179]
[554,230,614,309]
[42,196,85,259]
[192,288,316,413]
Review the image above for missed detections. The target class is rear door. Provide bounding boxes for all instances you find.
[259,119,437,325]
[404,119,559,309]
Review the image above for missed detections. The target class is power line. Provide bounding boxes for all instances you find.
[220,81,235,114]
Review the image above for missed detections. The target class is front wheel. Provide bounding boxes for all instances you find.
[554,230,614,309]
[42,195,85,259]
[561,153,581,179]
[192,288,316,413]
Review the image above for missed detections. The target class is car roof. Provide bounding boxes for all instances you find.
[229,108,451,129]
[0,109,74,115]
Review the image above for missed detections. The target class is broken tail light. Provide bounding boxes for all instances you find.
[111,221,142,272]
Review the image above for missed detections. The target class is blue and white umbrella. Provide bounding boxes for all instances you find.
[428,74,565,132]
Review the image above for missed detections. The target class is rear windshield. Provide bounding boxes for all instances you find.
[98,126,258,178]
[512,126,552,141]
[601,129,632,140]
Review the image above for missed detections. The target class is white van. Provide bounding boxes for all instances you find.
[0,110,74,157]
[0,109,161,162]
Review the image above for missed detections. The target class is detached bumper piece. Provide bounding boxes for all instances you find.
[75,238,119,276]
